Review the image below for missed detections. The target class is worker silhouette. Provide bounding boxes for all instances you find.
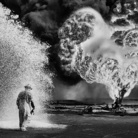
[16,84,35,131]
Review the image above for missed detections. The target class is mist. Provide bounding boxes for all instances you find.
[0,4,53,120]
[53,78,138,103]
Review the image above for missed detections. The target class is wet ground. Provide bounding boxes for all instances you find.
[0,114,138,138]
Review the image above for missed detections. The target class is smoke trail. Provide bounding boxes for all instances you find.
[0,3,53,120]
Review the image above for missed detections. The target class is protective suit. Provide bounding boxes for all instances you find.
[16,90,35,131]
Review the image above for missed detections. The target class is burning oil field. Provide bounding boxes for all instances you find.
[51,0,138,114]
[1,0,138,138]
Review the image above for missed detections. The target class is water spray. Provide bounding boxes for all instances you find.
[0,3,60,129]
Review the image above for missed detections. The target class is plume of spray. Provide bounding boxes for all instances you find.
[0,3,67,130]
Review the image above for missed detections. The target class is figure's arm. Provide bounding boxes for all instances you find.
[29,93,35,114]
[16,95,20,108]
[30,100,35,114]
[31,100,35,110]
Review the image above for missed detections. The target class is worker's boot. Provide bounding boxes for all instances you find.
[20,126,27,131]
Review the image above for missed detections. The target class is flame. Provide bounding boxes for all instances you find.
[71,2,138,102]
[58,7,110,75]
[75,44,138,101]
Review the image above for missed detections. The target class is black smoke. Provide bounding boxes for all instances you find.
[0,0,113,84]
[0,0,137,85]
[1,0,138,102]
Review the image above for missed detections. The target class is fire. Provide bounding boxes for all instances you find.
[75,30,138,108]
[64,3,138,108]
[58,7,110,76]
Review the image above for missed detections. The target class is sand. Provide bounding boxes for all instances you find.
[0,114,138,138]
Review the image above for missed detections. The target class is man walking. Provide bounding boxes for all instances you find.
[16,84,35,131]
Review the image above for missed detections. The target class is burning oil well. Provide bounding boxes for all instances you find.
[57,2,138,111]
[1,0,138,117]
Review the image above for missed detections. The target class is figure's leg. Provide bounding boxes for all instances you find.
[19,110,24,130]
[23,114,28,128]
[19,110,27,131]
[19,111,22,128]
[24,106,31,128]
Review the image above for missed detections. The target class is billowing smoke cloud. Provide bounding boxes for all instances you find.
[1,0,137,83]
[57,4,138,102]
[0,0,114,83]
[0,0,111,44]
[75,29,138,102]
[58,7,111,78]
[1,0,138,103]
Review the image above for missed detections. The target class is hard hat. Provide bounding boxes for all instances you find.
[24,84,32,90]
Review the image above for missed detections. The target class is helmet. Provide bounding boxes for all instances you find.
[24,84,32,90]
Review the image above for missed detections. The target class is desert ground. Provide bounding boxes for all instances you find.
[0,113,138,138]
